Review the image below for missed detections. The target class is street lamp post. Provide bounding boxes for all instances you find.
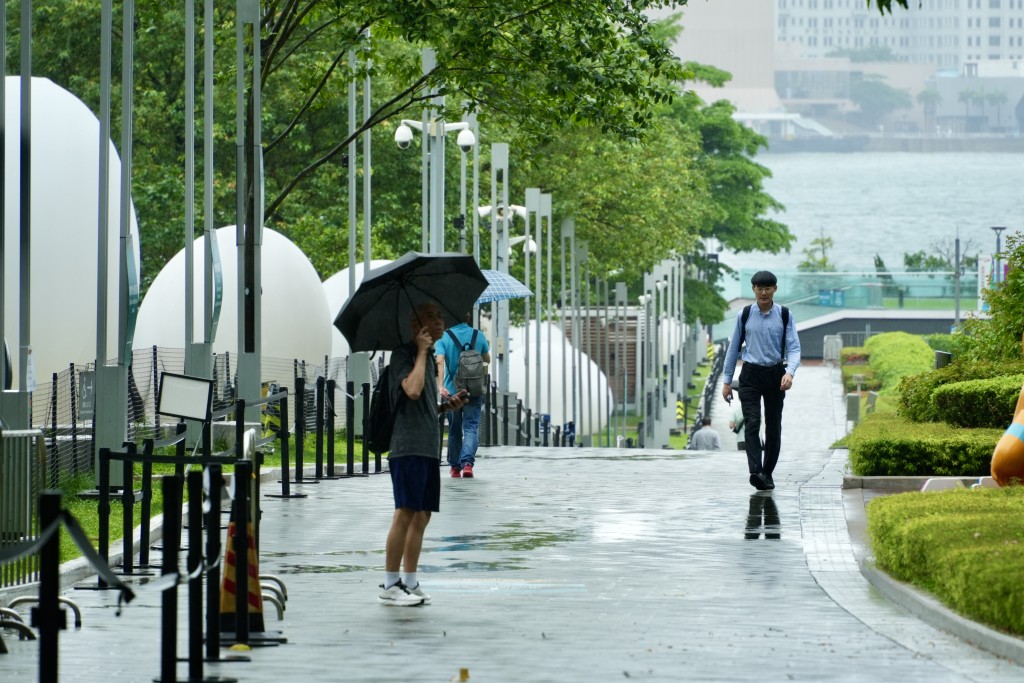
[615,281,627,444]
[542,194,553,419]
[395,118,476,254]
[577,240,590,445]
[992,226,1006,285]
[560,219,575,443]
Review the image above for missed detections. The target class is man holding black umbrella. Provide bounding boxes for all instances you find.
[379,302,468,606]
[333,251,487,605]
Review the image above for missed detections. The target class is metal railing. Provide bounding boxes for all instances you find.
[0,430,45,589]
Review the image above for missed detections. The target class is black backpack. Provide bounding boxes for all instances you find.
[365,365,405,455]
[738,304,791,359]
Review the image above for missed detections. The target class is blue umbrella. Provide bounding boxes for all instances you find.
[476,269,533,304]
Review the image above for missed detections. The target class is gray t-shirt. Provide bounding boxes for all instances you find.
[387,343,441,460]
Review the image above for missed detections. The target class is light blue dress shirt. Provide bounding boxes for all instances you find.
[722,303,801,386]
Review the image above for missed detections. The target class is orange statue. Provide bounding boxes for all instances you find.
[991,333,1024,486]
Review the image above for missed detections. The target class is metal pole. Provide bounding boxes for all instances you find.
[542,194,553,418]
[348,47,357,296]
[534,192,543,417]
[459,146,467,253]
[420,48,433,252]
[470,113,480,266]
[96,0,112,376]
[491,143,510,392]
[560,222,570,438]
[185,0,196,353]
[0,0,5,396]
[568,224,578,433]
[203,0,218,347]
[954,235,961,325]
[19,0,32,391]
[363,29,372,271]
[616,282,627,441]
[524,188,539,411]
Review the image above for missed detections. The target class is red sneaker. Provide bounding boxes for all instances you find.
[462,465,474,478]
[450,467,461,478]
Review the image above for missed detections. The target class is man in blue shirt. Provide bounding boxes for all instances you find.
[721,271,801,491]
[435,311,491,478]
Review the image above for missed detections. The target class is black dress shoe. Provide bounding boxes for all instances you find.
[749,473,767,491]
[764,473,775,490]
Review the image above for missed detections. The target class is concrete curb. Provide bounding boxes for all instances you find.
[843,481,1024,666]
[843,475,980,492]
[859,559,1024,667]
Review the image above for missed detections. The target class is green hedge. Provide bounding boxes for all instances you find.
[932,374,1024,428]
[846,413,1000,476]
[897,360,1024,423]
[868,487,1024,635]
[864,332,935,389]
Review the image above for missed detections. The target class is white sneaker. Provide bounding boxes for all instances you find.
[406,582,432,605]
[378,581,425,606]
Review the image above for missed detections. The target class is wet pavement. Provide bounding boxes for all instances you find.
[3,363,1024,681]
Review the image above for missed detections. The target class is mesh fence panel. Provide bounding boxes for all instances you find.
[31,347,358,490]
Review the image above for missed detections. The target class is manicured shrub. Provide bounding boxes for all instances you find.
[846,413,1000,476]
[932,374,1024,428]
[868,487,1024,635]
[924,332,975,358]
[897,359,1024,423]
[864,332,934,389]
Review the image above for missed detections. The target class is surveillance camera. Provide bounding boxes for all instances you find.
[456,128,476,154]
[394,124,413,150]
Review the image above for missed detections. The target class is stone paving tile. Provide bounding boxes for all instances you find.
[2,364,1023,682]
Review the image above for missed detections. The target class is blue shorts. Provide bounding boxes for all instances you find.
[389,456,441,512]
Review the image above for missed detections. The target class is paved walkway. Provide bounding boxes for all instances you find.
[3,364,1024,681]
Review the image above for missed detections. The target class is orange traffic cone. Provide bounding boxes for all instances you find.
[220,520,265,633]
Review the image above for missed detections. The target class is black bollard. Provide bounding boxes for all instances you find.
[326,379,337,477]
[121,443,137,575]
[34,492,66,683]
[345,381,356,477]
[516,401,524,446]
[186,471,205,681]
[315,377,325,479]
[502,393,510,446]
[205,464,223,661]
[489,382,497,447]
[233,461,252,646]
[294,377,306,483]
[98,449,111,589]
[159,475,182,683]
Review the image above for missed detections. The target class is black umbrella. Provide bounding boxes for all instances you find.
[334,251,487,352]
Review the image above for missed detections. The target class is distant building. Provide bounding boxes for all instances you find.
[649,0,1024,142]
[777,0,1024,72]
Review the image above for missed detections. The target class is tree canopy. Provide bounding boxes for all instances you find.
[15,0,799,328]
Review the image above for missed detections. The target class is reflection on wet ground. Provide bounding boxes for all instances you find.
[745,492,781,540]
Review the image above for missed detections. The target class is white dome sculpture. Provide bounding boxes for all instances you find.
[322,260,392,362]
[1,77,141,387]
[133,227,331,381]
[507,321,612,435]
